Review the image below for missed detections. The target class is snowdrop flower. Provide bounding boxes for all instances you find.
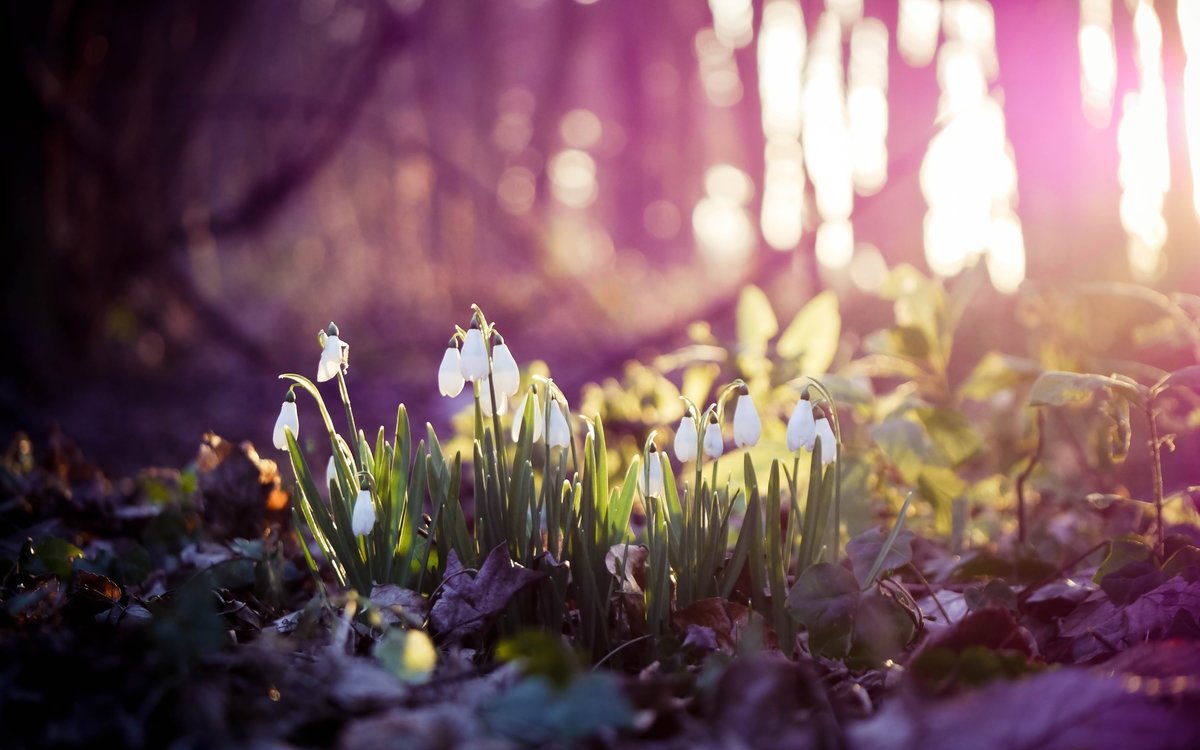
[639,444,665,498]
[317,322,348,383]
[703,413,724,459]
[814,408,837,465]
[490,338,521,398]
[547,400,571,449]
[459,323,490,382]
[674,416,698,463]
[732,388,762,448]
[438,343,465,397]
[511,392,543,442]
[787,394,816,452]
[351,482,376,536]
[272,389,298,451]
[480,377,507,416]
[326,455,338,489]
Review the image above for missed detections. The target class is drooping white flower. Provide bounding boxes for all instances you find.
[490,340,521,398]
[326,455,338,489]
[547,400,571,449]
[703,415,724,459]
[787,396,816,452]
[674,416,698,463]
[480,377,507,417]
[732,391,762,448]
[814,412,837,465]
[351,485,376,536]
[273,390,298,451]
[438,345,465,397]
[459,326,490,382]
[317,322,348,383]
[639,446,665,497]
[511,392,543,442]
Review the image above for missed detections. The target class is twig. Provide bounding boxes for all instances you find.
[591,634,653,671]
[1017,540,1108,605]
[907,563,953,625]
[1015,410,1046,546]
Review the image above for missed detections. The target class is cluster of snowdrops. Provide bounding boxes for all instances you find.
[269,307,850,662]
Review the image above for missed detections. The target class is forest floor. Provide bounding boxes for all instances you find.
[2,429,1199,750]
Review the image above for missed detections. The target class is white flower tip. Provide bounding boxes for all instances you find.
[703,421,724,459]
[438,347,466,397]
[674,418,698,462]
[352,489,376,536]
[733,394,762,448]
[273,400,299,451]
[492,342,521,398]
[548,402,571,448]
[317,335,346,383]
[459,328,490,382]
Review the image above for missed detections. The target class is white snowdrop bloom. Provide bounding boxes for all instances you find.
[640,446,665,498]
[273,390,299,451]
[480,377,507,417]
[326,455,338,489]
[491,341,521,398]
[787,397,817,452]
[732,391,762,448]
[511,392,543,442]
[814,414,837,465]
[351,486,376,536]
[674,417,698,463]
[547,400,571,449]
[317,323,348,383]
[438,346,465,397]
[459,326,490,382]
[703,416,724,459]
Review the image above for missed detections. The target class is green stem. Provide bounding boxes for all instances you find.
[1147,396,1165,558]
[336,371,363,469]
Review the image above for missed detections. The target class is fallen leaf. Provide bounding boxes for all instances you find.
[847,526,915,587]
[671,598,750,654]
[429,545,546,643]
[849,667,1200,750]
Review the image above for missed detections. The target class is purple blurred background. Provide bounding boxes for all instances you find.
[1,0,1197,474]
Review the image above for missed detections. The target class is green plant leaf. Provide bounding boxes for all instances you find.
[737,285,779,357]
[482,673,634,744]
[870,417,937,483]
[776,290,840,374]
[958,352,1042,401]
[1028,371,1144,408]
[917,408,982,467]
[786,562,860,659]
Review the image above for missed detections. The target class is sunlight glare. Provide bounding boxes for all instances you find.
[898,0,941,67]
[1078,0,1116,127]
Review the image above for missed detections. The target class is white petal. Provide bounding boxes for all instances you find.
[703,422,724,459]
[491,343,521,398]
[352,489,376,536]
[480,378,507,417]
[674,418,697,463]
[317,335,345,382]
[512,393,544,442]
[640,453,666,497]
[732,394,762,448]
[273,401,298,451]
[326,455,337,489]
[438,348,465,397]
[459,329,489,382]
[814,419,837,465]
[548,402,571,448]
[787,402,816,452]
